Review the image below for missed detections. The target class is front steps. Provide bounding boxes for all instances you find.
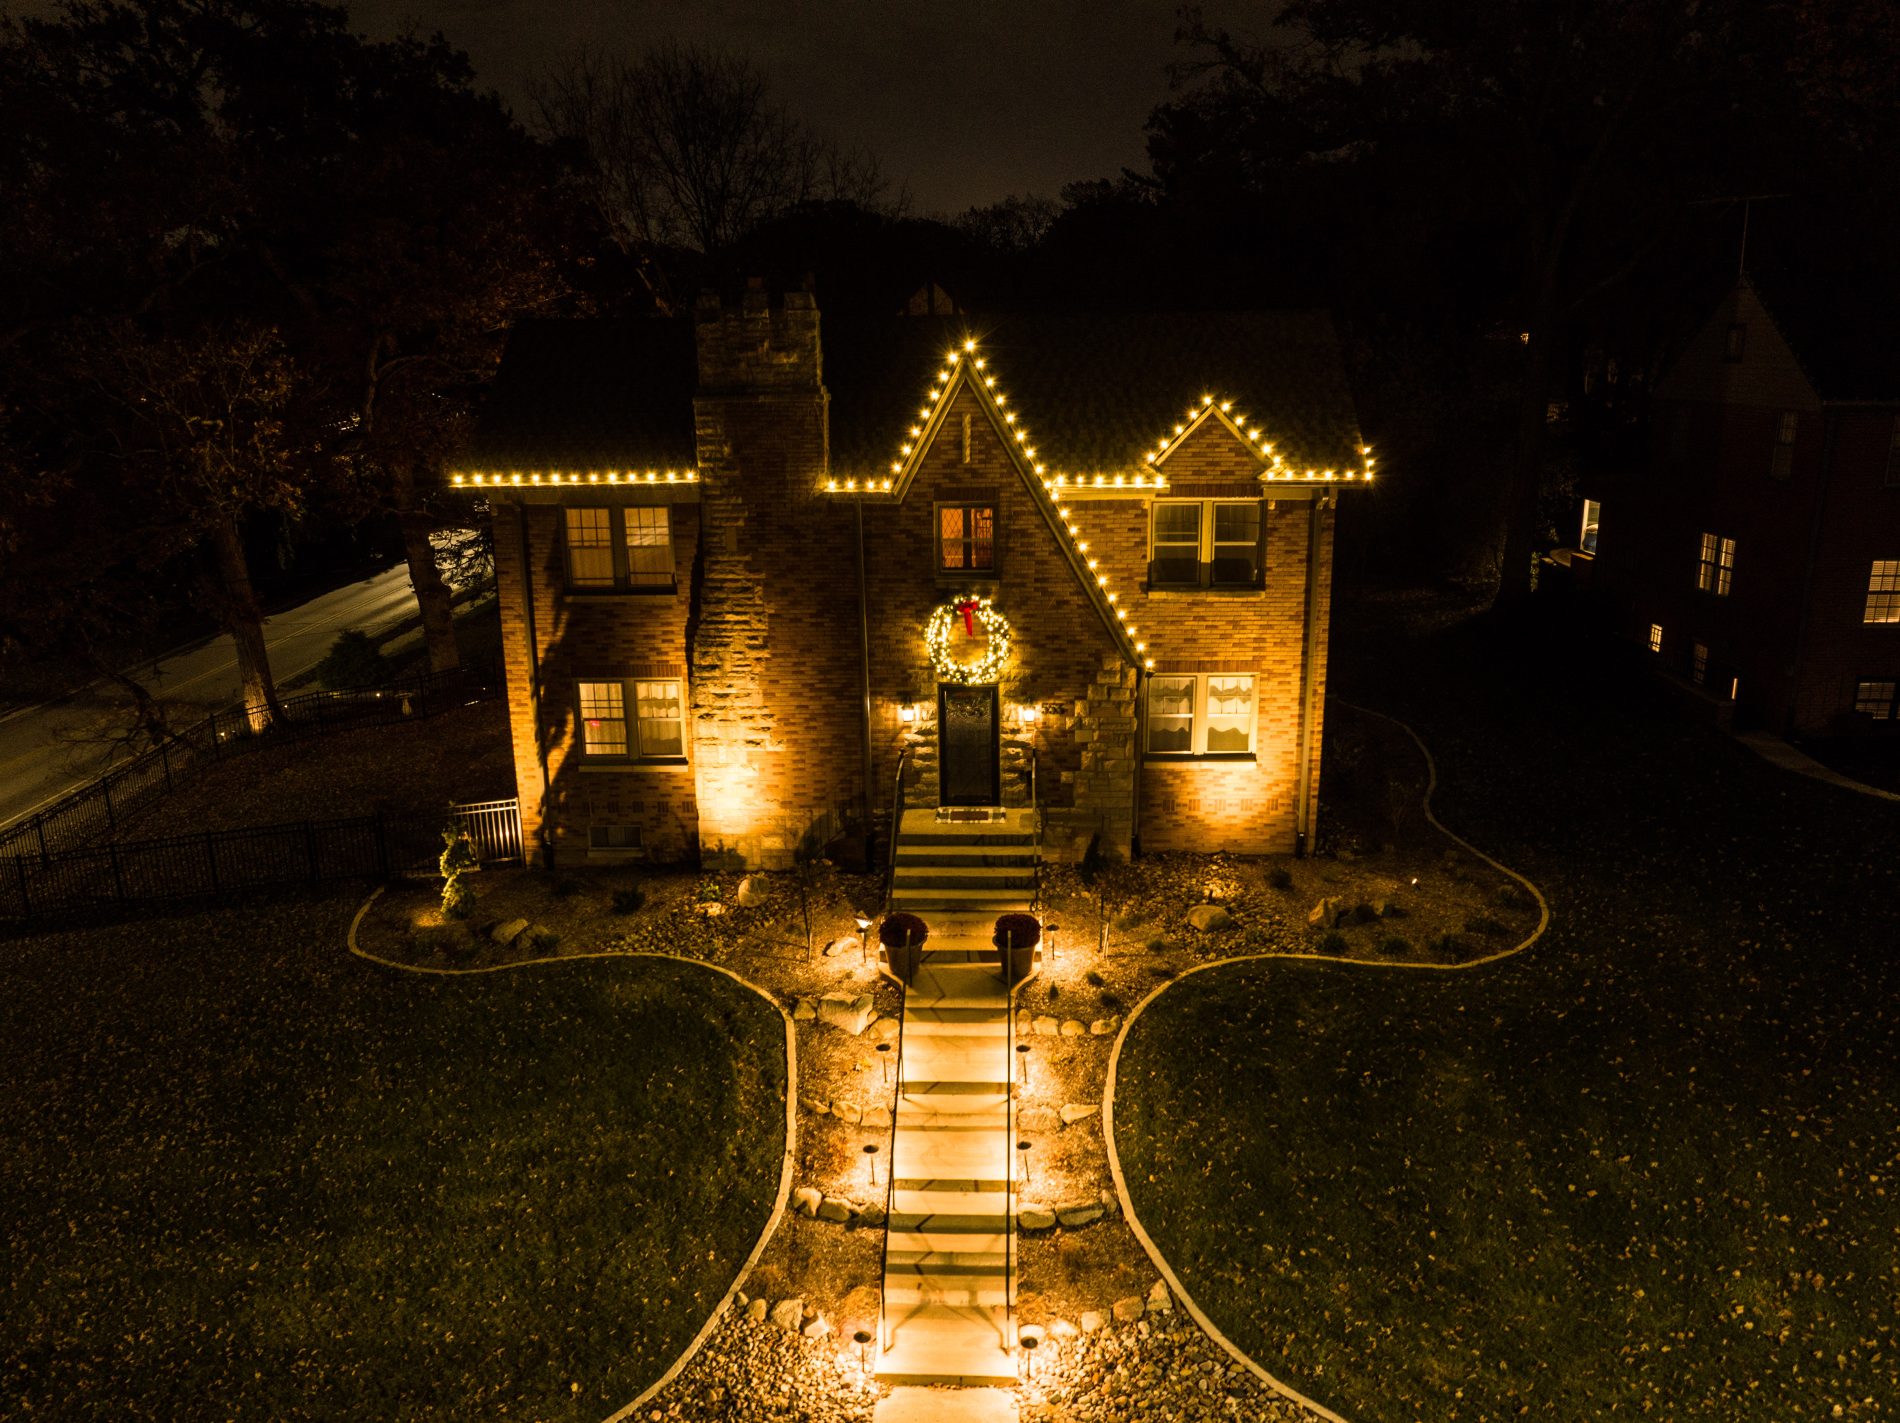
[888,809,1037,917]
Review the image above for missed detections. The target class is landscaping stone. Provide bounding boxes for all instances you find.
[1018,1206,1056,1230]
[801,1314,833,1340]
[871,1017,900,1043]
[858,1202,887,1228]
[1033,1014,1060,1036]
[831,1101,862,1126]
[1079,1310,1105,1334]
[1186,904,1235,932]
[1306,896,1343,927]
[861,1104,892,1128]
[1060,1103,1100,1126]
[746,1297,768,1324]
[1050,1317,1079,1340]
[1113,1295,1146,1324]
[1148,1279,1173,1312]
[1059,1018,1087,1037]
[799,1096,829,1116]
[1057,1202,1106,1227]
[817,1198,853,1223]
[1098,1188,1122,1217]
[817,993,876,1036]
[769,1298,804,1332]
[1088,1016,1118,1036]
[790,1186,822,1217]
[791,998,817,1022]
[736,876,767,907]
[490,917,530,946]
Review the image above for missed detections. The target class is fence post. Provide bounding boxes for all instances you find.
[205,831,219,891]
[36,818,49,866]
[160,741,174,792]
[107,840,126,904]
[13,854,30,919]
[103,779,116,833]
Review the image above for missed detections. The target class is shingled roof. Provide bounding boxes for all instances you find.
[456,308,1362,479]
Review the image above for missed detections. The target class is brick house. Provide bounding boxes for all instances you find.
[452,289,1368,868]
[1584,276,1900,734]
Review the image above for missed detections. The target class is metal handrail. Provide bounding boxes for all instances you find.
[1027,744,1040,912]
[1004,927,1018,1359]
[879,747,913,922]
[876,941,908,1354]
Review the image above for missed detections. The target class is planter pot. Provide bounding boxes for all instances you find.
[880,913,929,984]
[991,913,1041,984]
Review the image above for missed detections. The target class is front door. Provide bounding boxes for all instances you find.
[938,684,1000,806]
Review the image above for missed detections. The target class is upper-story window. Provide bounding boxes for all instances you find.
[1696,532,1735,597]
[1866,561,1900,623]
[1146,672,1256,756]
[1770,411,1797,480]
[938,503,995,573]
[1149,499,1263,589]
[564,506,675,591]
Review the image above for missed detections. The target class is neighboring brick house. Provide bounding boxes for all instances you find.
[1586,275,1900,735]
[452,288,1368,868]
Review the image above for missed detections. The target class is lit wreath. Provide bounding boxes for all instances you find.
[926,596,1012,685]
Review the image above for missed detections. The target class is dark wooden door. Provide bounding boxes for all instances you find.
[938,684,1000,806]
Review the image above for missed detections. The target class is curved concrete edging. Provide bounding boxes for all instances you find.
[346,888,798,1423]
[1101,702,1553,1423]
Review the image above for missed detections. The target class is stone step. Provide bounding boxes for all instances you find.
[895,844,1040,863]
[877,1305,1015,1386]
[891,891,1036,913]
[895,868,1038,889]
[902,1015,1007,1038]
[885,1278,1009,1309]
[907,965,1010,1008]
[896,1103,1010,1129]
[885,1226,1010,1255]
[874,1385,1020,1423]
[890,1187,1010,1228]
[894,1128,1009,1181]
[899,831,1037,847]
[886,1247,1010,1272]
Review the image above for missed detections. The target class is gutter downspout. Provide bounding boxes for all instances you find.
[517,502,553,868]
[1786,410,1840,738]
[1294,495,1328,856]
[855,499,877,863]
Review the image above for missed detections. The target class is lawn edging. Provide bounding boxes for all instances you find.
[346,888,798,1423]
[1101,704,1552,1423]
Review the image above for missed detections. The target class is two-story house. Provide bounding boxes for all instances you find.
[452,287,1368,869]
[1588,275,1900,735]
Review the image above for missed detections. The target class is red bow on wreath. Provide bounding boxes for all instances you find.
[954,597,980,637]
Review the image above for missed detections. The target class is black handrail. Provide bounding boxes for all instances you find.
[879,747,913,923]
[877,942,908,1355]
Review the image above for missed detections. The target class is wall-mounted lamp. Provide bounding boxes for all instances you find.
[1018,703,1040,726]
[898,703,918,724]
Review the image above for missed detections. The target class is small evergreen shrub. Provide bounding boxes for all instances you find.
[1318,930,1350,954]
[1268,867,1294,891]
[1382,902,1410,919]
[438,826,478,921]
[611,886,646,915]
[694,880,724,904]
[1099,990,1123,1011]
[1379,935,1414,958]
[1429,933,1466,959]
[528,928,561,952]
[315,628,392,690]
[1085,969,1106,987]
[1351,902,1381,924]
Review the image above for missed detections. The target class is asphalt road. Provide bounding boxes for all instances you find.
[0,565,419,830]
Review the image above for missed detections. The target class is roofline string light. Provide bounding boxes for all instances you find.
[451,469,698,487]
[1144,395,1375,483]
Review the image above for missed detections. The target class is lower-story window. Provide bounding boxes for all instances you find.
[590,825,645,852]
[1648,623,1663,653]
[1855,680,1897,719]
[1691,642,1709,686]
[578,678,687,761]
[1145,672,1255,755]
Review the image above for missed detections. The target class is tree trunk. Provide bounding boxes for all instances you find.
[207,514,282,732]
[1494,299,1560,612]
[399,508,460,673]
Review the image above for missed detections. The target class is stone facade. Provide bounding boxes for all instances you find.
[479,293,1351,868]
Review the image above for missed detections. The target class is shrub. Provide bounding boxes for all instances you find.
[1268,866,1294,891]
[438,826,478,921]
[1099,990,1123,1010]
[1047,982,1061,1001]
[528,928,561,952]
[1495,882,1531,909]
[1317,930,1349,955]
[1351,901,1381,924]
[611,886,646,915]
[1379,935,1414,959]
[1084,969,1106,987]
[314,628,391,690]
[1429,933,1466,959]
[1381,902,1410,919]
[1465,914,1510,937]
[694,880,724,904]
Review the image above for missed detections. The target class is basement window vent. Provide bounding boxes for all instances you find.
[589,825,644,853]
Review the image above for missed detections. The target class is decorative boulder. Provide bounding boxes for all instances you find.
[1057,1202,1106,1228]
[1147,1279,1173,1312]
[736,876,767,907]
[490,918,530,946]
[818,993,876,1036]
[1306,896,1343,928]
[1032,1014,1060,1037]
[1112,1296,1146,1324]
[1088,1016,1119,1037]
[747,1298,769,1324]
[1079,1310,1105,1334]
[802,1315,833,1340]
[1050,1318,1080,1340]
[1187,904,1235,932]
[791,1186,822,1217]
[1017,1206,1056,1231]
[817,1198,853,1223]
[791,998,817,1022]
[770,1298,805,1332]
[1059,1103,1100,1126]
[858,1202,887,1228]
[1059,1019,1087,1038]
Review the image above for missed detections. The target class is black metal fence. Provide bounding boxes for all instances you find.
[0,661,501,866]
[0,798,523,924]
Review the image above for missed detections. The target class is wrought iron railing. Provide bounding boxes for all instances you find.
[879,747,912,925]
[876,955,908,1355]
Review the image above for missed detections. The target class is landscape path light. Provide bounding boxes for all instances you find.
[854,912,872,964]
[877,1040,892,1084]
[853,1328,874,1374]
[1017,1138,1033,1185]
[1019,1331,1040,1381]
[1016,1041,1031,1087]
[864,1142,880,1188]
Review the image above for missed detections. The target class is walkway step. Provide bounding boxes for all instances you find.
[886,1227,1010,1255]
[877,1306,1015,1386]
[875,1386,1018,1423]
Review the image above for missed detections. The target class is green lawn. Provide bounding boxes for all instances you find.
[1,897,786,1422]
[1116,605,1900,1421]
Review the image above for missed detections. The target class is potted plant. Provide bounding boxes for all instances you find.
[991,912,1040,983]
[880,912,929,983]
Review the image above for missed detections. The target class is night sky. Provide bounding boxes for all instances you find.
[339,0,1231,214]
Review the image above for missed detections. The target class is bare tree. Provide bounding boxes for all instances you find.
[532,42,898,308]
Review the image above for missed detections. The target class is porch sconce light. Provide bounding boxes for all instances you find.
[898,703,918,724]
[1018,703,1039,725]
